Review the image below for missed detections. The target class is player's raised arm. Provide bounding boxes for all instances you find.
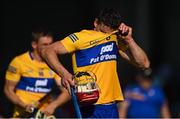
[118,23,150,69]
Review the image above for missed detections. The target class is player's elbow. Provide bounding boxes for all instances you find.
[144,58,150,68]
[137,58,150,69]
[141,58,150,69]
[4,83,11,97]
[4,85,8,96]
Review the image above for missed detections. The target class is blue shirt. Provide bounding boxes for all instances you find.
[125,84,165,118]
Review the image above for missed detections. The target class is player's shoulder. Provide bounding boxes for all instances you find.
[74,29,104,39]
[78,29,102,34]
[12,52,29,62]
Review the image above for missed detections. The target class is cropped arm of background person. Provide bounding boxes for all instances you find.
[4,29,71,118]
[119,69,171,118]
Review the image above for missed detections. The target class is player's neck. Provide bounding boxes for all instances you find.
[139,82,152,90]
[31,51,43,62]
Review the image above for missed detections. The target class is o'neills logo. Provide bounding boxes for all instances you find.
[35,79,48,87]
[100,43,114,55]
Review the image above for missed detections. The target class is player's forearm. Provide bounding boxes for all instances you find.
[4,88,26,108]
[42,48,70,78]
[126,38,150,69]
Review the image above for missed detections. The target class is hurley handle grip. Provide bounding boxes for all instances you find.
[118,29,129,36]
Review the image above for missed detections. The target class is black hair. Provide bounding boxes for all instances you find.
[31,27,53,42]
[97,8,122,29]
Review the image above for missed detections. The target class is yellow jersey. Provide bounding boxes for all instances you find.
[61,30,124,104]
[6,52,60,117]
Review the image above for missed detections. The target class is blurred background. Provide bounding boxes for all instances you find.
[1,0,180,118]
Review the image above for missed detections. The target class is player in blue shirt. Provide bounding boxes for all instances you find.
[119,68,171,118]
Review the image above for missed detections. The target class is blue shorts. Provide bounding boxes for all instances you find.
[80,103,119,118]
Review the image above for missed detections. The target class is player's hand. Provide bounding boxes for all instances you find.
[119,23,133,43]
[41,104,56,116]
[61,72,74,93]
[25,104,35,113]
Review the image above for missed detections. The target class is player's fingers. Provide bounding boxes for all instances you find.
[120,23,125,27]
[65,80,71,95]
[122,24,129,33]
[122,26,126,33]
[124,27,129,33]
[25,105,34,113]
[69,78,75,86]
[45,112,51,116]
[128,27,132,34]
[119,23,125,31]
[61,79,67,88]
[119,26,123,31]
[42,111,50,117]
[119,23,128,35]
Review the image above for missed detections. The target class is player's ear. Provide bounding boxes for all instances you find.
[94,18,99,28]
[31,41,37,50]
